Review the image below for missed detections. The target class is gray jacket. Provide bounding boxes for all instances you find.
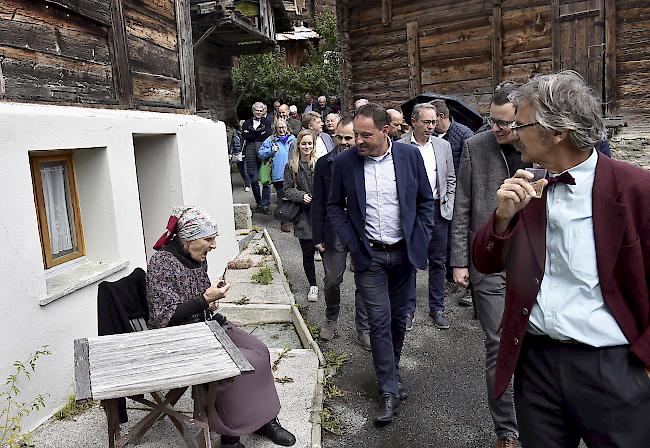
[450,130,510,281]
[399,132,456,220]
[283,161,314,240]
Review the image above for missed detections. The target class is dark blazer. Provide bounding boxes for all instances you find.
[327,141,436,271]
[312,148,340,247]
[472,153,650,399]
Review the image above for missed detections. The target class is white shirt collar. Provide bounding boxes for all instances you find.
[550,149,597,191]
[368,137,393,162]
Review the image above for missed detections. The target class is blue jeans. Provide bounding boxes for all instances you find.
[354,245,415,396]
[236,160,250,187]
[247,162,270,208]
[427,206,449,313]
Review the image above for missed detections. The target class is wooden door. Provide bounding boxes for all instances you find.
[553,0,606,102]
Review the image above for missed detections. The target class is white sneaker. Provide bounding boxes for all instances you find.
[244,186,250,192]
[307,286,318,302]
[314,252,322,262]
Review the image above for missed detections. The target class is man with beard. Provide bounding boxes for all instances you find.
[473,70,650,448]
[328,103,435,424]
[312,116,369,348]
[450,81,524,448]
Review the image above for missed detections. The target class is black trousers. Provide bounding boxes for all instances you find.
[298,238,317,287]
[514,334,650,448]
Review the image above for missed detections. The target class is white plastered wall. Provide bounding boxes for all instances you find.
[0,102,237,430]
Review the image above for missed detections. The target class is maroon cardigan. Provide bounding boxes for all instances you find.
[472,152,650,399]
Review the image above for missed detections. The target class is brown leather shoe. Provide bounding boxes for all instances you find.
[280,223,291,233]
[495,437,518,448]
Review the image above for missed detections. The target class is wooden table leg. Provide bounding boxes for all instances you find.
[102,399,121,448]
[191,385,211,448]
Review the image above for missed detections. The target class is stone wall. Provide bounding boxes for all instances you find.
[610,135,650,171]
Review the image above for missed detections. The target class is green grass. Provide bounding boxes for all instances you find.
[54,395,96,420]
[251,266,273,285]
[320,409,342,435]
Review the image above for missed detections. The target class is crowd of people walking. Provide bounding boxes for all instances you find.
[226,71,650,448]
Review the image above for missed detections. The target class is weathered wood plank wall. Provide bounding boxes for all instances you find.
[340,0,650,127]
[616,0,650,128]
[0,0,190,111]
[0,0,116,104]
[123,0,183,107]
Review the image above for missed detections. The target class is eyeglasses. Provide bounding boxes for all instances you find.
[486,117,515,130]
[510,122,539,132]
[419,119,437,126]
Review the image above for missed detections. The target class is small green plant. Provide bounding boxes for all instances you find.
[251,266,273,285]
[271,347,292,372]
[234,296,251,305]
[54,395,96,420]
[323,351,350,375]
[323,378,345,399]
[1,346,52,448]
[274,376,294,384]
[320,408,342,435]
[305,321,320,339]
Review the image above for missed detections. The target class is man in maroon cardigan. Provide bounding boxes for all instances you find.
[472,71,650,448]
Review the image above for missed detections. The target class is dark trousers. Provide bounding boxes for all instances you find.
[298,239,317,287]
[514,334,650,447]
[354,246,416,396]
[246,162,270,208]
[321,244,368,332]
[427,206,449,313]
[236,161,251,187]
[445,220,453,281]
[272,181,284,204]
[474,273,518,439]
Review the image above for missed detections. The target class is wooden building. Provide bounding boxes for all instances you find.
[0,0,292,122]
[336,0,650,133]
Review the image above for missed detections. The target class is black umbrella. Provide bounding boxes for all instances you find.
[401,93,484,132]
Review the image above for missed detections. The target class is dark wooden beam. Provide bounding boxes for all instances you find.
[176,0,197,113]
[109,0,133,108]
[406,21,421,98]
[337,0,353,114]
[551,0,560,72]
[193,25,218,50]
[382,0,392,27]
[491,0,502,89]
[44,0,111,25]
[604,0,616,115]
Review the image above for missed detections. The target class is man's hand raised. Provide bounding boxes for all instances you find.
[494,169,544,234]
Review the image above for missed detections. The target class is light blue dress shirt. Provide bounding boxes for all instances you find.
[364,139,404,244]
[528,149,628,346]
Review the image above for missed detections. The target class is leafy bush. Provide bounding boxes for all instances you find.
[1,346,51,448]
[233,11,341,109]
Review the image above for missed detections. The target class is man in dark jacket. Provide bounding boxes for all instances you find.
[311,116,369,348]
[242,102,273,213]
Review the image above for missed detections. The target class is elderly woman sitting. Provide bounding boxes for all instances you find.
[146,206,295,448]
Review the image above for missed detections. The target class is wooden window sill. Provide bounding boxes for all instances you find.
[40,259,130,306]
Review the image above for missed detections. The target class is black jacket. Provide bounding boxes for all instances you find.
[441,120,474,174]
[241,117,272,147]
[97,267,148,337]
[311,147,341,247]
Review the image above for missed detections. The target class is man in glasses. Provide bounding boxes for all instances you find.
[399,102,456,331]
[450,81,524,448]
[473,71,650,447]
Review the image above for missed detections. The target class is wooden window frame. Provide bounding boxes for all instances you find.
[30,151,85,269]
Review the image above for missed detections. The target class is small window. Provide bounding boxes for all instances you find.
[30,152,85,268]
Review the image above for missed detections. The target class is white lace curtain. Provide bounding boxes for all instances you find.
[41,163,75,256]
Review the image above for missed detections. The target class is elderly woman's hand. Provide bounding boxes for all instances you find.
[203,281,231,303]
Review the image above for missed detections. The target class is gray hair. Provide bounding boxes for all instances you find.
[252,101,265,111]
[411,102,437,121]
[509,70,604,151]
[274,118,288,133]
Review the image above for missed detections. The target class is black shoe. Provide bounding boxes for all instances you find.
[430,310,450,329]
[396,372,408,400]
[373,393,400,425]
[254,204,263,213]
[262,207,272,215]
[254,418,296,446]
[221,442,245,448]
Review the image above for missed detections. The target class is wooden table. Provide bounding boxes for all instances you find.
[74,321,253,448]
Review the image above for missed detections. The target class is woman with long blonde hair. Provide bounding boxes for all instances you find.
[283,130,319,302]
